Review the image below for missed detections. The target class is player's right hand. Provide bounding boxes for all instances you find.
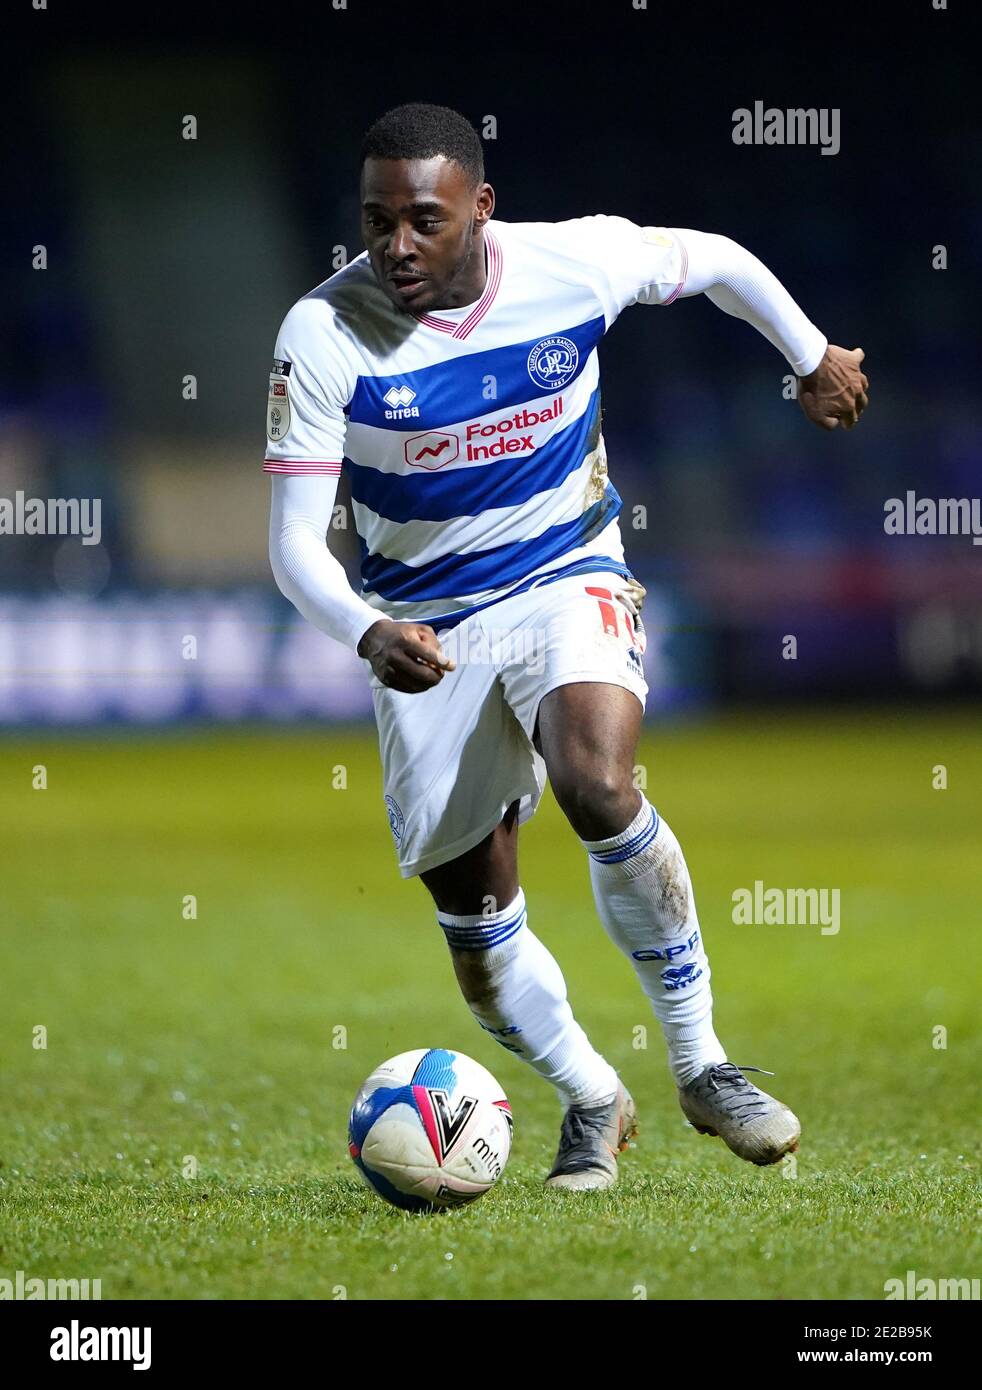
[798,345,869,431]
[357,619,456,693]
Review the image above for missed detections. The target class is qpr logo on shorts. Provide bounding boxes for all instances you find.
[385,794,406,845]
[527,336,579,391]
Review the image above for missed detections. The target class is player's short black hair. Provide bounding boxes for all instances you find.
[360,103,484,186]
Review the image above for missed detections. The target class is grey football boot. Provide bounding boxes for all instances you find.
[545,1082,638,1191]
[679,1063,799,1166]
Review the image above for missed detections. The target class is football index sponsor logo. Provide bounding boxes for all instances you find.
[465,398,563,461]
[383,384,420,420]
[528,336,579,390]
[403,397,565,468]
[405,431,459,469]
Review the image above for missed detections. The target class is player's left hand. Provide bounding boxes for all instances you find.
[798,345,869,430]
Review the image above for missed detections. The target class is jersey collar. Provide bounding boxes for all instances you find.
[413,229,502,340]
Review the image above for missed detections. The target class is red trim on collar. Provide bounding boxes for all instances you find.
[415,231,502,340]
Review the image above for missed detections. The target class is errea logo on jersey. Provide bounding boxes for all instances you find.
[383,385,419,420]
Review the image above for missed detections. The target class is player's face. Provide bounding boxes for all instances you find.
[360,156,494,314]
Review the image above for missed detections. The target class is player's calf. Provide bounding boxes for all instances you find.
[436,887,619,1111]
[583,796,727,1086]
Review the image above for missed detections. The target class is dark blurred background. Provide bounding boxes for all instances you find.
[2,0,980,724]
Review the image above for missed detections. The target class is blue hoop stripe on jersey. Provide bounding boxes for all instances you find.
[360,486,621,601]
[348,316,606,431]
[589,805,661,863]
[347,388,601,524]
[406,554,636,631]
[439,903,527,952]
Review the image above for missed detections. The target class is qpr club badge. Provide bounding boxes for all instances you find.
[267,366,292,442]
[384,794,406,845]
[527,335,579,391]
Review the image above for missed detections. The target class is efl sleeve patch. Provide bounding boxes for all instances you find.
[267,372,291,443]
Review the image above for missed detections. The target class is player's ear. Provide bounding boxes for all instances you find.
[474,182,494,223]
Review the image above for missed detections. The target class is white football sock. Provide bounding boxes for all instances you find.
[437,888,618,1109]
[583,796,727,1087]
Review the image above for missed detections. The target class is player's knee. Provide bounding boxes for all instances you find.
[420,867,482,917]
[551,766,636,839]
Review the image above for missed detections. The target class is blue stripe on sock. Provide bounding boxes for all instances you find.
[441,915,525,946]
[439,904,527,951]
[442,920,525,950]
[439,900,526,937]
[589,805,660,864]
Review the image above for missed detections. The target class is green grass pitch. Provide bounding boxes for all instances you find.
[1,710,979,1300]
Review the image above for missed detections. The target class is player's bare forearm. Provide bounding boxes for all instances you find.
[798,344,870,430]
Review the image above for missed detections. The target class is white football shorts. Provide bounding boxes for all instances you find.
[361,569,648,878]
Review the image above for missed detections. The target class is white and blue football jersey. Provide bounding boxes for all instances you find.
[263,216,688,629]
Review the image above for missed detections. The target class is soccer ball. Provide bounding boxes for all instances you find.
[348,1048,512,1211]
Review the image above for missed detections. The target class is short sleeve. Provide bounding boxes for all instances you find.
[552,215,689,321]
[263,301,354,476]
